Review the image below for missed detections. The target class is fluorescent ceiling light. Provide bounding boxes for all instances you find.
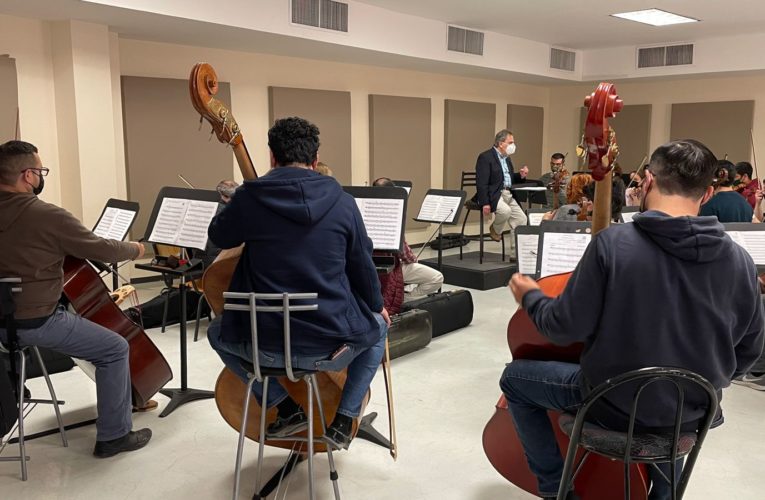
[611,9,699,27]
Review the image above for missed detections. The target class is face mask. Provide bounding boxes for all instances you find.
[28,172,44,195]
[505,143,516,156]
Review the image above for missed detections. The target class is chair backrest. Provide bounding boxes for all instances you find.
[222,292,318,382]
[571,367,719,497]
[460,171,477,190]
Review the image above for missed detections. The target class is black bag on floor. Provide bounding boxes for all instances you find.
[130,288,210,329]
[388,309,432,360]
[400,290,473,337]
[429,233,469,250]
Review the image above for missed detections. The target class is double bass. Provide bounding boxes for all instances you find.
[190,63,396,455]
[482,83,649,499]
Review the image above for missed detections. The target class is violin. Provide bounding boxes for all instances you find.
[549,166,569,212]
[482,82,648,499]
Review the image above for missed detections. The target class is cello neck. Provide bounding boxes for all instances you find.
[591,174,613,235]
[233,142,257,180]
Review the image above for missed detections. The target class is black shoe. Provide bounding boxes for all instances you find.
[266,409,308,438]
[93,428,152,458]
[324,421,352,450]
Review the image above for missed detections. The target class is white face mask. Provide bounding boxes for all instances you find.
[505,143,516,156]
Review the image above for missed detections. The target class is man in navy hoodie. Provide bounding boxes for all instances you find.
[206,117,390,450]
[502,139,764,500]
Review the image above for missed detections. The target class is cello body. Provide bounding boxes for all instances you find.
[62,257,172,407]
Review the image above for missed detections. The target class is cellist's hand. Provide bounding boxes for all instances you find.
[509,273,540,305]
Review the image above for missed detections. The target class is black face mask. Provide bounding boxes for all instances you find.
[32,175,44,195]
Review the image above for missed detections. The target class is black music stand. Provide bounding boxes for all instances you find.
[138,187,220,417]
[414,189,466,270]
[536,221,592,279]
[92,199,139,291]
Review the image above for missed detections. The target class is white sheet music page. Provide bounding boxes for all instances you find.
[517,234,539,275]
[539,232,591,278]
[728,231,765,265]
[621,211,638,223]
[176,200,219,250]
[93,207,136,241]
[528,212,545,226]
[417,194,461,223]
[355,198,404,250]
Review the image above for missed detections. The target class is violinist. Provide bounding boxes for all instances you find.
[205,117,390,451]
[542,173,593,221]
[733,161,759,209]
[539,153,569,209]
[699,160,754,222]
[502,140,764,500]
[0,140,152,458]
[625,168,645,207]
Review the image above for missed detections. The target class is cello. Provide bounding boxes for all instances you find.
[482,83,649,499]
[191,63,396,456]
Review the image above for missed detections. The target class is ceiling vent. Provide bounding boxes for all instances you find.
[638,43,693,68]
[291,0,348,32]
[447,25,484,56]
[550,47,576,71]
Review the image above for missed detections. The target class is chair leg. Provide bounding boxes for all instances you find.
[233,375,259,500]
[479,210,484,264]
[253,377,270,500]
[312,374,341,499]
[193,293,206,342]
[624,459,631,500]
[501,234,506,261]
[17,351,28,481]
[459,210,470,260]
[31,347,67,447]
[557,433,583,500]
[306,376,316,500]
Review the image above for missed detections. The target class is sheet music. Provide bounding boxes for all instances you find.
[539,232,591,278]
[517,234,539,275]
[148,197,219,250]
[355,198,404,250]
[93,207,136,241]
[416,194,461,223]
[728,231,765,265]
[528,212,545,226]
[621,211,638,223]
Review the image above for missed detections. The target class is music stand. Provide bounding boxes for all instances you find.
[391,180,412,197]
[92,199,139,291]
[536,221,592,279]
[526,208,549,227]
[621,207,640,223]
[136,186,220,417]
[511,184,548,211]
[414,189,466,270]
[724,222,765,274]
[515,225,541,277]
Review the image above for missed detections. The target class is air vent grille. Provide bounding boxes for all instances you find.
[550,48,576,71]
[447,26,484,56]
[638,44,693,68]
[292,0,348,32]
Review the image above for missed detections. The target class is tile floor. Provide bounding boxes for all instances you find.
[2,243,764,499]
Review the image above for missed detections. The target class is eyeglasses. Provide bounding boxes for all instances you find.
[24,167,50,177]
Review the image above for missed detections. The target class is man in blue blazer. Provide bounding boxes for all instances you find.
[474,129,529,247]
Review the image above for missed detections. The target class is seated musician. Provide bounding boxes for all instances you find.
[0,140,152,458]
[206,117,390,450]
[502,139,764,500]
[734,161,760,209]
[699,160,754,222]
[539,153,569,210]
[372,177,444,299]
[625,168,645,207]
[542,173,593,221]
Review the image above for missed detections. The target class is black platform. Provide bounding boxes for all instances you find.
[420,251,516,290]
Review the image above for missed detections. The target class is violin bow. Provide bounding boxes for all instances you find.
[382,337,398,460]
[625,155,649,191]
[751,129,761,190]
[14,107,19,140]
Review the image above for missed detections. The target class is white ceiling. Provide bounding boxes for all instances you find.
[357,0,765,49]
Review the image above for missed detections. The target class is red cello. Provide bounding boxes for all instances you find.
[63,258,172,408]
[482,83,649,499]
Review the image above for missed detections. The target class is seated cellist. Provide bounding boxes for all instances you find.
[206,117,390,450]
[502,139,764,500]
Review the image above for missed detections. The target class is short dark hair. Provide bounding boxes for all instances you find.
[736,161,754,179]
[648,140,717,199]
[551,152,565,161]
[582,176,625,221]
[714,160,736,188]
[267,117,320,167]
[372,177,394,187]
[0,140,38,186]
[494,129,513,146]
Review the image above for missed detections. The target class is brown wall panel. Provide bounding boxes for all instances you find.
[122,76,233,238]
[268,87,352,185]
[369,95,431,230]
[0,56,19,141]
[670,101,754,162]
[507,104,544,178]
[579,104,652,174]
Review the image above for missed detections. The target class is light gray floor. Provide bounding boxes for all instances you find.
[2,242,764,499]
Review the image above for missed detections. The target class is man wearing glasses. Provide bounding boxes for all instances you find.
[539,152,569,210]
[0,140,151,458]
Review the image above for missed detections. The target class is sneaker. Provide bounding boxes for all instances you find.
[266,409,308,438]
[489,226,502,242]
[93,428,152,458]
[732,373,765,391]
[324,421,352,450]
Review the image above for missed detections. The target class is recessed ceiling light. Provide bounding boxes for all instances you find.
[611,8,699,27]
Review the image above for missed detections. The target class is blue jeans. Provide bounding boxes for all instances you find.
[500,360,682,499]
[0,306,132,441]
[207,313,387,418]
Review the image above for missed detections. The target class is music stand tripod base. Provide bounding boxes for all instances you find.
[158,387,215,418]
